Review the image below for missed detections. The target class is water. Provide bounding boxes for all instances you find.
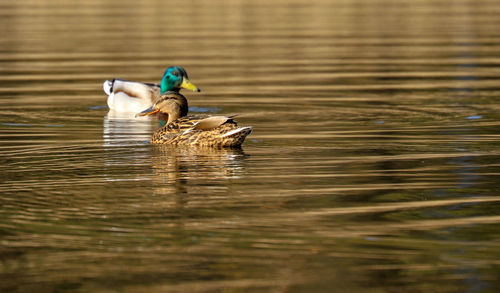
[1,0,500,292]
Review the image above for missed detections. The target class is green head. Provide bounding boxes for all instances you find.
[160,66,201,94]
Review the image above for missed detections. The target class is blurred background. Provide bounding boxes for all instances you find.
[1,0,500,292]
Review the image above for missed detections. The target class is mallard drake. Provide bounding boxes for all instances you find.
[103,66,200,113]
[137,92,252,148]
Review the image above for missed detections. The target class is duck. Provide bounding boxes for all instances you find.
[103,66,200,113]
[136,92,252,148]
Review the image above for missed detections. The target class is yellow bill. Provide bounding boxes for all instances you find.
[181,77,201,92]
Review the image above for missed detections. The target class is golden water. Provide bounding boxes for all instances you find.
[1,0,500,292]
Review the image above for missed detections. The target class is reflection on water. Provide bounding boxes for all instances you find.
[152,146,247,183]
[102,111,154,183]
[103,111,153,147]
[150,146,248,211]
[1,0,500,292]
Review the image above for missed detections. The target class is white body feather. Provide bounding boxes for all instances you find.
[220,126,253,138]
[104,79,159,113]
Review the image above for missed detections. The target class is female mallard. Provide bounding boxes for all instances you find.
[103,66,200,113]
[137,92,252,148]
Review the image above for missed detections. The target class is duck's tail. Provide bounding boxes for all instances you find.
[220,126,253,147]
[103,80,113,95]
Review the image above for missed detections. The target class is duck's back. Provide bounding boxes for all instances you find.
[104,79,160,113]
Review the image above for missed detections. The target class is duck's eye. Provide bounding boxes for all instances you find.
[171,71,179,76]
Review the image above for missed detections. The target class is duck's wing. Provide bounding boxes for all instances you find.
[193,116,233,130]
[175,116,234,136]
[104,79,160,100]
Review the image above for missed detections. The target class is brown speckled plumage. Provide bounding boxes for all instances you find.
[151,115,252,147]
[138,92,252,148]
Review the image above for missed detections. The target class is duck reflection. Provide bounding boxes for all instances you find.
[103,110,154,147]
[151,146,248,181]
[102,111,154,182]
[151,146,248,197]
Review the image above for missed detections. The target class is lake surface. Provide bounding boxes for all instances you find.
[1,0,500,292]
